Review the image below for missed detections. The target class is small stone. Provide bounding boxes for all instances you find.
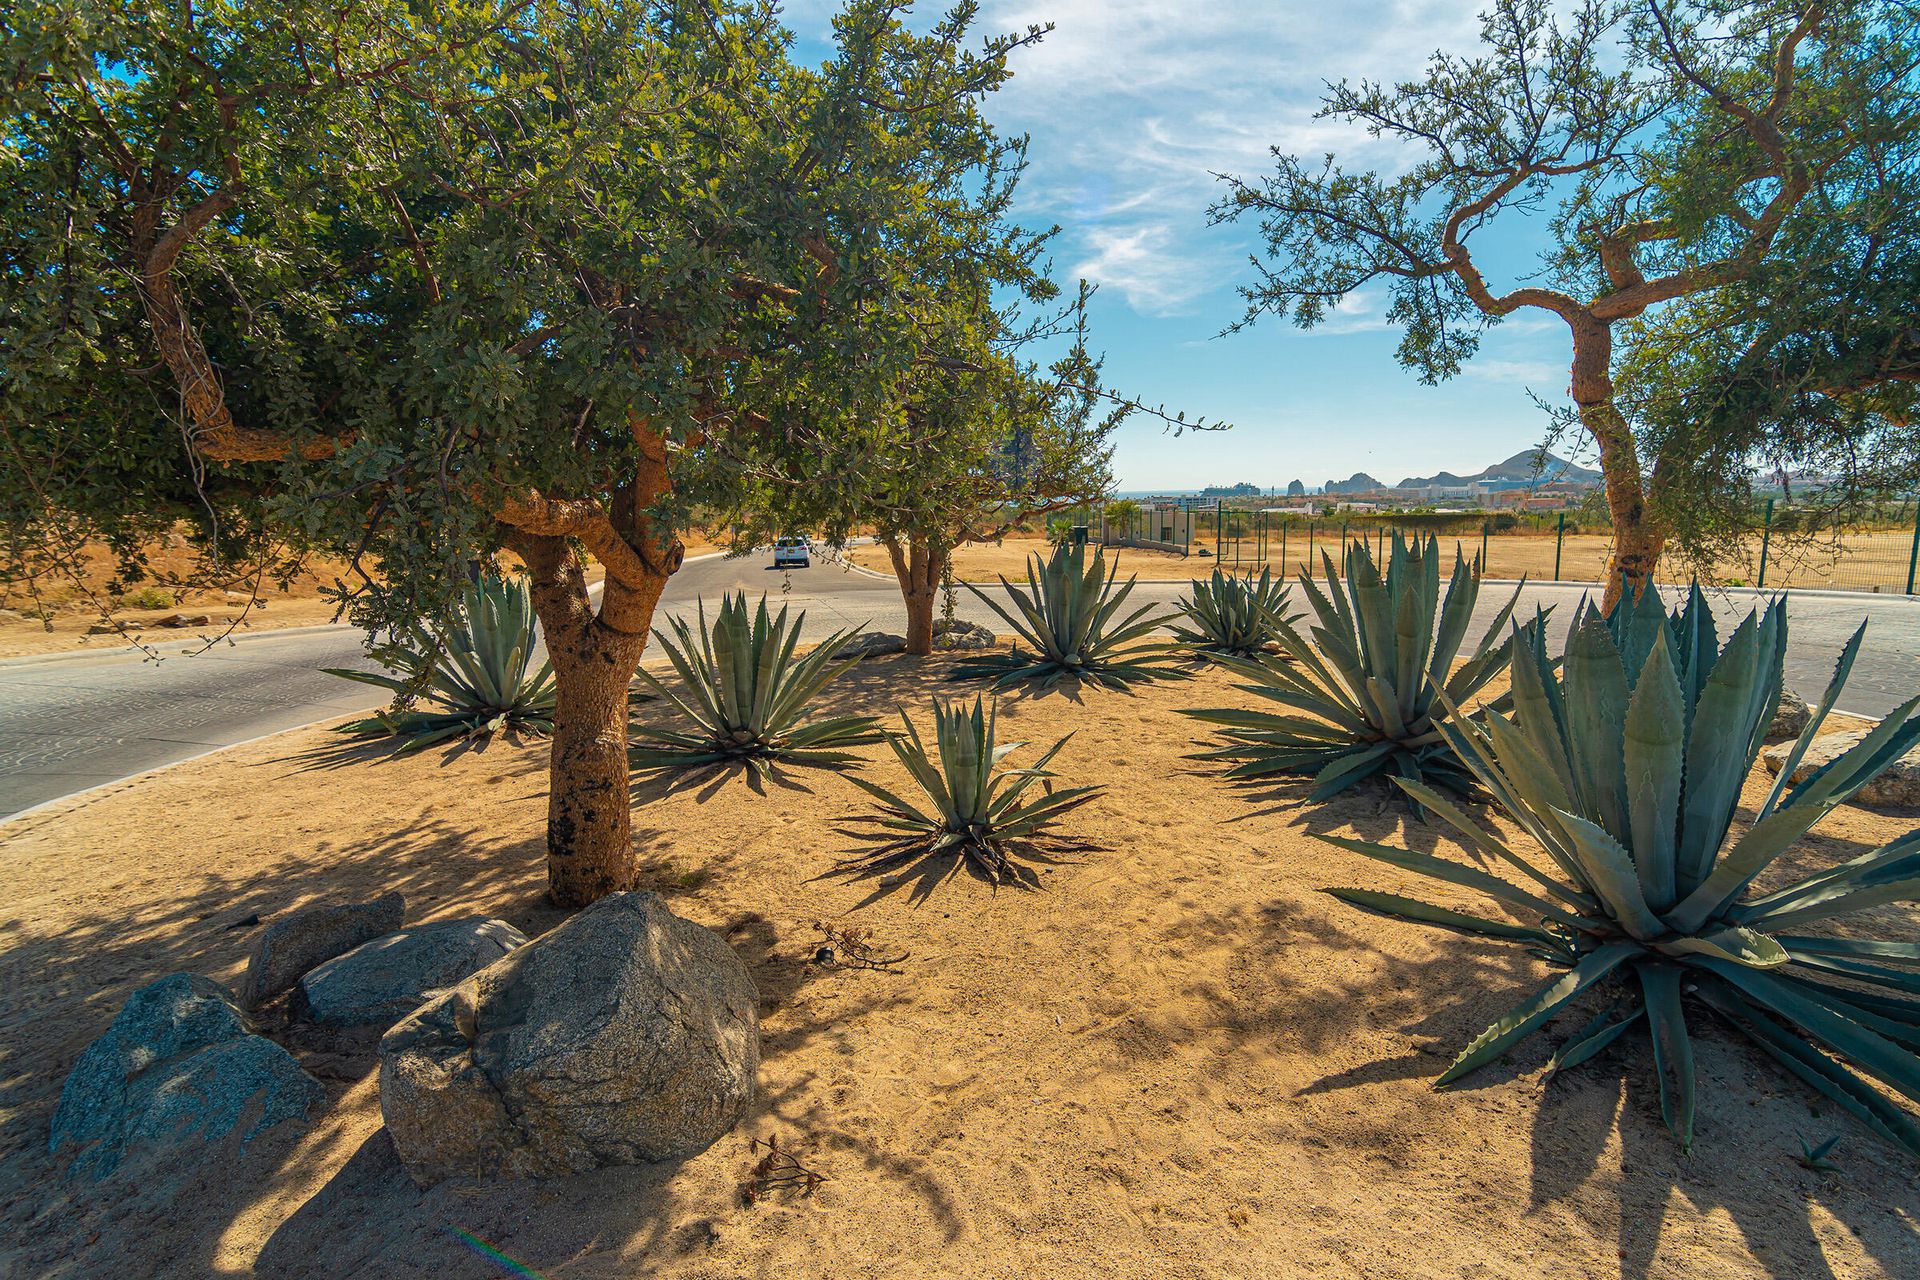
[241,892,406,1009]
[152,613,212,628]
[834,631,907,660]
[1762,730,1920,808]
[49,974,320,1179]
[379,892,757,1186]
[297,918,526,1028]
[931,619,995,651]
[1769,687,1812,739]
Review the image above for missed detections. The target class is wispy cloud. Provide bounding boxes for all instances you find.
[1462,356,1568,387]
[1310,287,1396,335]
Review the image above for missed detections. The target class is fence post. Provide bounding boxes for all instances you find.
[1554,511,1566,581]
[1307,520,1315,574]
[1757,497,1775,590]
[1906,497,1919,595]
[1216,499,1223,559]
[1280,521,1288,575]
[1479,523,1488,575]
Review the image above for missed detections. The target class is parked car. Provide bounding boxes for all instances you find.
[772,535,812,568]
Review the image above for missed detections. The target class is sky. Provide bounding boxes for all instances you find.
[785,0,1589,492]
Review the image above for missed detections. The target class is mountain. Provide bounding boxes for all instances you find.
[1324,472,1384,494]
[1396,451,1601,489]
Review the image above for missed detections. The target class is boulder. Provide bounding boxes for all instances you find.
[379,892,758,1186]
[1768,687,1813,740]
[932,619,996,651]
[241,892,407,1009]
[1762,730,1920,808]
[297,918,526,1028]
[833,631,906,660]
[50,973,320,1179]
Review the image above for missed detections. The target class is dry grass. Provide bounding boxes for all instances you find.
[2,657,1917,1278]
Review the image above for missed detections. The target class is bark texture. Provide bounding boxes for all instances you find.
[884,534,947,656]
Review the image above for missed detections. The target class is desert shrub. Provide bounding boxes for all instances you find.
[1323,584,1920,1155]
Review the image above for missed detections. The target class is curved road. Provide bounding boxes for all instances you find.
[2,546,1917,821]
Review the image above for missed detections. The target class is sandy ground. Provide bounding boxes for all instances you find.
[2,658,1918,1279]
[0,536,729,659]
[844,531,1917,594]
[845,536,1198,583]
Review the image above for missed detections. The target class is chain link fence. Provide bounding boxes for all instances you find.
[1095,498,1920,595]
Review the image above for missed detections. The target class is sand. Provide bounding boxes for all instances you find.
[844,531,1918,595]
[2,657,1918,1279]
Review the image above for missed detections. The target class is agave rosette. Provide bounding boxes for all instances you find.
[953,541,1177,689]
[1324,584,1920,1154]
[326,574,557,754]
[630,592,882,776]
[1172,565,1296,658]
[839,696,1102,897]
[1184,534,1526,800]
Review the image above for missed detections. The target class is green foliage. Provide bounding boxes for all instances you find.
[1323,583,1920,1156]
[953,542,1176,689]
[839,696,1102,896]
[630,593,881,776]
[1172,566,1295,659]
[1184,535,1524,800]
[116,586,180,611]
[325,575,555,754]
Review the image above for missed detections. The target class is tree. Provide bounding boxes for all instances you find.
[861,291,1148,655]
[1212,0,1898,604]
[1611,6,1920,565]
[2,0,1053,905]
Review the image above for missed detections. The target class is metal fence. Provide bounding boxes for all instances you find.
[1095,499,1920,595]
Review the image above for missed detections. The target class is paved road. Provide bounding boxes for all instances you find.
[3,546,1916,821]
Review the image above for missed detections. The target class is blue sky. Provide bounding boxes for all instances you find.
[788,0,1589,491]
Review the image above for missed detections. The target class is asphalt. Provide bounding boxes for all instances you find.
[2,546,1916,822]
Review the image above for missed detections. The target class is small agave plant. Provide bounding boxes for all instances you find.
[954,541,1174,689]
[630,592,882,776]
[840,696,1103,896]
[326,574,557,754]
[1323,583,1920,1155]
[1184,535,1525,800]
[1172,565,1296,659]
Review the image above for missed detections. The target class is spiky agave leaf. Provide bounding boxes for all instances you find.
[325,574,558,754]
[1171,565,1297,658]
[837,696,1103,900]
[950,541,1180,690]
[1319,583,1920,1157]
[629,592,882,777]
[1182,534,1527,803]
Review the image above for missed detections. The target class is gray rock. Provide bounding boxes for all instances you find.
[50,973,320,1179]
[379,892,758,1186]
[1768,687,1813,740]
[241,892,406,1009]
[298,918,526,1028]
[932,619,996,651]
[833,631,906,660]
[1762,729,1920,808]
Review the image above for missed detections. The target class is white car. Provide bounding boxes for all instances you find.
[772,535,812,568]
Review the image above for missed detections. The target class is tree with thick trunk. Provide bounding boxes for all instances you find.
[1213,0,1884,606]
[3,0,1055,905]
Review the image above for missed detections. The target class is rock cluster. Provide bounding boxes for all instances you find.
[50,974,321,1179]
[1762,729,1920,808]
[379,892,759,1185]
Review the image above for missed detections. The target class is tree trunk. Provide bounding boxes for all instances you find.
[1570,320,1665,610]
[509,489,682,906]
[886,534,944,656]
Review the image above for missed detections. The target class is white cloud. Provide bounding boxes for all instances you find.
[1069,223,1223,315]
[1462,356,1568,387]
[1311,287,1395,335]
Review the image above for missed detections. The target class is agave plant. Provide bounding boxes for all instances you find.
[839,696,1103,895]
[326,574,557,754]
[1172,566,1296,658]
[629,592,882,775]
[1183,535,1525,800]
[1323,583,1920,1155]
[953,541,1175,689]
